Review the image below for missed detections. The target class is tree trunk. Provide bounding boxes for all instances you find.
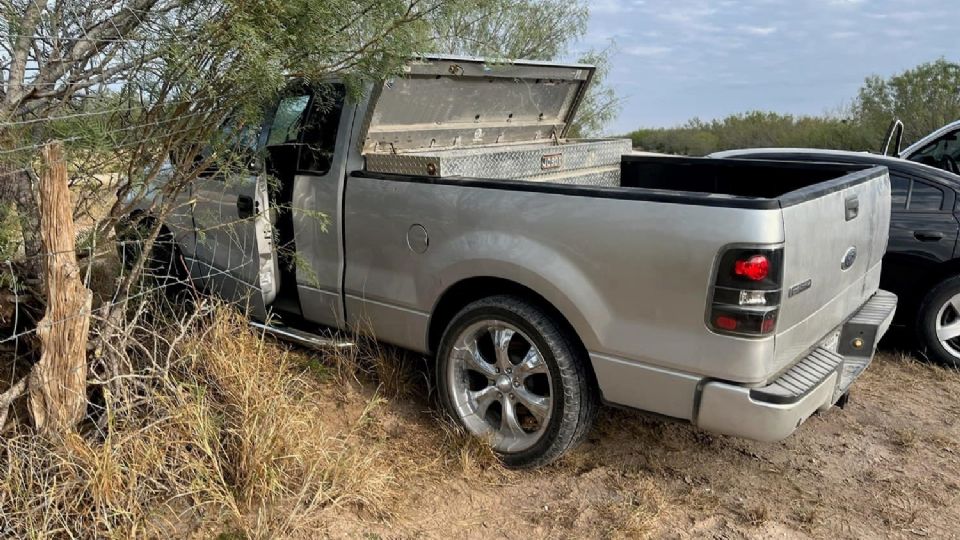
[11,170,43,276]
[27,141,91,434]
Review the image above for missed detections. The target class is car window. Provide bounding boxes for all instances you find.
[909,180,944,211]
[267,94,310,146]
[890,174,909,210]
[298,84,346,175]
[909,129,960,166]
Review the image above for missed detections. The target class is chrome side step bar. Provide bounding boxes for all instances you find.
[250,322,355,350]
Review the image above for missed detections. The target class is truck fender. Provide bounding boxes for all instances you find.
[427,233,607,353]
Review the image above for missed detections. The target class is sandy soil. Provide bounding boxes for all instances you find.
[318,349,960,539]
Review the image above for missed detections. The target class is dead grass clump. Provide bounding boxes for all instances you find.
[435,415,502,475]
[0,305,400,538]
[888,426,920,450]
[600,474,666,539]
[324,318,430,401]
[872,351,957,384]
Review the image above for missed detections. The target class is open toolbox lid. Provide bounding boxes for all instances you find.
[360,55,595,154]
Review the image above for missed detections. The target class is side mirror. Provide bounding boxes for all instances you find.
[881,119,904,158]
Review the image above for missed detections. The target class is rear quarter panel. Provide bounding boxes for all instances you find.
[343,176,786,384]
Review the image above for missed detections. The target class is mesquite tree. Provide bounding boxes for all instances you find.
[0,0,455,432]
[430,0,619,136]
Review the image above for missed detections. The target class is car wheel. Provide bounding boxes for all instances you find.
[436,295,597,468]
[115,217,185,289]
[917,275,960,368]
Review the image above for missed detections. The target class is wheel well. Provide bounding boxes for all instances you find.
[928,259,960,290]
[427,277,598,386]
[903,259,960,316]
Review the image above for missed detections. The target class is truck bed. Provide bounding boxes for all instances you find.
[362,140,881,209]
[619,154,867,199]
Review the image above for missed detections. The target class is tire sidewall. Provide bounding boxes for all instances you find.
[436,297,577,466]
[918,276,960,368]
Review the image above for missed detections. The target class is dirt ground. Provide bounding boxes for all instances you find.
[314,348,960,540]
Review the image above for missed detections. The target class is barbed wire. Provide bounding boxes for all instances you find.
[0,96,221,127]
[1,247,269,346]
[5,33,175,44]
[0,107,230,156]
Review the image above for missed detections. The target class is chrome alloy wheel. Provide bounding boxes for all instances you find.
[446,320,553,453]
[935,293,960,359]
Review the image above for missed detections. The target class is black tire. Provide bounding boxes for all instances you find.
[917,275,960,368]
[436,295,597,468]
[115,217,186,291]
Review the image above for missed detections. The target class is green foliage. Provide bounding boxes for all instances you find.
[0,203,21,261]
[628,59,960,156]
[852,58,960,146]
[629,112,873,156]
[428,0,618,137]
[431,0,589,60]
[567,48,620,138]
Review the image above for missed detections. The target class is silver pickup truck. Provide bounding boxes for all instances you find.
[126,56,897,467]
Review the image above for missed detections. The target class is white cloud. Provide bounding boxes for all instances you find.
[738,25,777,36]
[623,45,672,57]
[829,30,859,40]
[591,0,642,14]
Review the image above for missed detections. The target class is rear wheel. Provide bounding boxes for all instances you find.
[917,275,960,368]
[437,295,596,468]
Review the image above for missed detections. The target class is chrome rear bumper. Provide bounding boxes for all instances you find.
[694,290,897,441]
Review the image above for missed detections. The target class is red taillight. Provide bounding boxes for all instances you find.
[715,315,739,331]
[734,255,769,281]
[761,316,777,334]
[709,247,783,337]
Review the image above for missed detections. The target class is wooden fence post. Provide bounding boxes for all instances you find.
[27,141,92,433]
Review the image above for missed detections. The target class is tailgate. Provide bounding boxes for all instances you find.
[773,166,891,372]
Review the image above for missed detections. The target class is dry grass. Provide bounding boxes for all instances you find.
[3,283,960,540]
[0,306,410,538]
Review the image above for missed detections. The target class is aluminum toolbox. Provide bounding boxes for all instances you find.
[358,57,631,187]
[365,138,632,186]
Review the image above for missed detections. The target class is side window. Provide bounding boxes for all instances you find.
[298,84,346,175]
[945,131,960,161]
[267,95,310,146]
[909,129,960,169]
[890,174,909,210]
[909,180,945,211]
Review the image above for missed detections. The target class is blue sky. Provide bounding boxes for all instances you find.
[577,0,955,133]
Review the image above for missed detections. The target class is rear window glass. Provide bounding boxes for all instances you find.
[910,181,944,211]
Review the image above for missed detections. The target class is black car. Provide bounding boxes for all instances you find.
[712,148,960,367]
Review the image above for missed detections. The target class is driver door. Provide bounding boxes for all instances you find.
[191,122,291,320]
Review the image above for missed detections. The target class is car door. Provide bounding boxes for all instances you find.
[284,84,351,327]
[191,115,294,320]
[882,171,960,313]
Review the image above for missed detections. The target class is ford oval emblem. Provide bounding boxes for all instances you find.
[841,246,857,271]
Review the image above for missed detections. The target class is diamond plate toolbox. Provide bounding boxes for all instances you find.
[365,138,632,183]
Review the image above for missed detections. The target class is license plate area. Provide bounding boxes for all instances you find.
[821,328,841,353]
